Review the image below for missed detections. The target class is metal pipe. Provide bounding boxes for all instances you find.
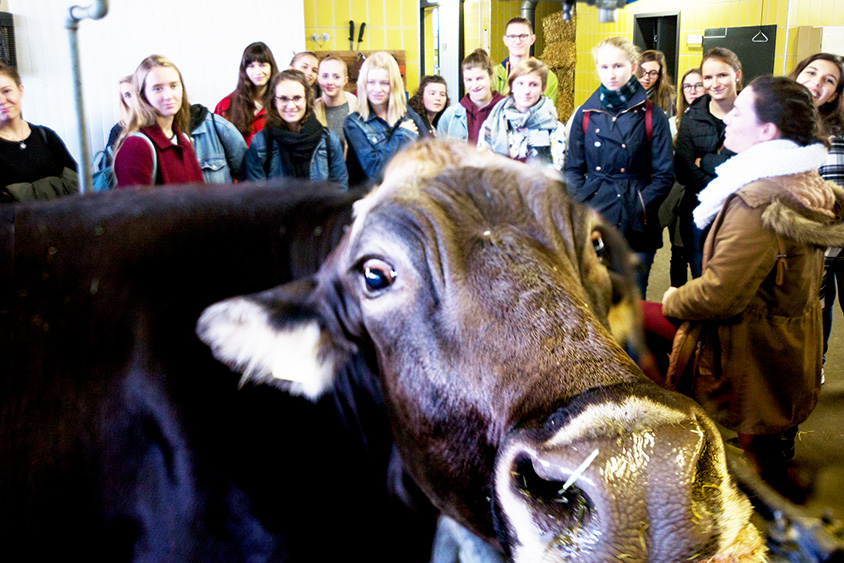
[520,1,538,57]
[66,0,109,195]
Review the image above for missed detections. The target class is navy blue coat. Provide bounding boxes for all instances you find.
[565,86,674,251]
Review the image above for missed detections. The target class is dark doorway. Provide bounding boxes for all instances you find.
[633,12,679,85]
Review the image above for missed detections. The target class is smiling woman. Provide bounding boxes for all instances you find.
[113,55,204,188]
[244,69,347,188]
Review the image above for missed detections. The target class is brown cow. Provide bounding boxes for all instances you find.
[198,140,766,561]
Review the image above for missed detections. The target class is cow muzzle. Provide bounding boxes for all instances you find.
[493,392,766,562]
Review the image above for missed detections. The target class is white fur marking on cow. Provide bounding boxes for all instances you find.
[196,298,336,401]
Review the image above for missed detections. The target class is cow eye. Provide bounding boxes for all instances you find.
[362,258,397,293]
[592,232,608,265]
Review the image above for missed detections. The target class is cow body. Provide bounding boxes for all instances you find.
[199,142,766,562]
[0,184,437,561]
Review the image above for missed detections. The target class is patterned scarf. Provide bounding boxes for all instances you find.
[598,76,641,111]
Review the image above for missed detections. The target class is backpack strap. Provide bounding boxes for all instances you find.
[645,99,653,144]
[582,110,590,134]
[130,132,158,185]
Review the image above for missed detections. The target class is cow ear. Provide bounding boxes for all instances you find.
[196,278,351,401]
[590,222,644,354]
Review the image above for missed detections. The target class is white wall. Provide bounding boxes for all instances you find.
[7,0,305,165]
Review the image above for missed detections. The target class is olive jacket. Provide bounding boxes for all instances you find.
[664,167,844,434]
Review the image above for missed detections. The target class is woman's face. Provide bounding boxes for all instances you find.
[423,82,447,115]
[795,58,841,108]
[365,67,391,110]
[723,87,773,153]
[143,66,182,118]
[511,71,543,112]
[702,58,740,102]
[246,61,272,88]
[119,82,134,108]
[595,45,635,91]
[317,59,348,99]
[0,74,23,124]
[463,67,492,105]
[274,79,307,125]
[681,72,704,105]
[639,61,660,90]
[292,55,319,86]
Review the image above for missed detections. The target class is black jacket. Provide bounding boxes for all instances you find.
[674,94,736,212]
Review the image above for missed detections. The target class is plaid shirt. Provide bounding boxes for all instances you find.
[820,135,844,258]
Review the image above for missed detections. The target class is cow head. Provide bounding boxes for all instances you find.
[197,140,765,561]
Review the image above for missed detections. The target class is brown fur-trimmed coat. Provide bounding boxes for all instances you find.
[664,171,844,434]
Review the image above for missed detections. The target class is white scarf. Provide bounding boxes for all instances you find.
[693,139,828,229]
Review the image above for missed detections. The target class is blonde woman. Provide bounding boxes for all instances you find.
[114,55,203,187]
[105,75,134,159]
[343,51,428,185]
[313,54,357,149]
[565,37,674,296]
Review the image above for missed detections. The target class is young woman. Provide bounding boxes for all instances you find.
[479,58,566,172]
[343,51,428,185]
[670,68,704,138]
[407,75,449,136]
[244,69,347,188]
[662,67,705,288]
[662,76,844,503]
[313,54,357,148]
[105,75,134,159]
[0,62,78,201]
[215,42,278,145]
[674,47,742,278]
[437,49,505,145]
[565,37,674,297]
[290,51,320,96]
[639,49,676,117]
[114,55,203,187]
[790,53,844,373]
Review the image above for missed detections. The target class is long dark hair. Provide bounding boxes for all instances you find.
[407,75,449,127]
[227,42,278,137]
[789,53,844,137]
[749,75,828,148]
[640,50,676,115]
[265,69,314,131]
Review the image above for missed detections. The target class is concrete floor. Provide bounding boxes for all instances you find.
[645,236,844,550]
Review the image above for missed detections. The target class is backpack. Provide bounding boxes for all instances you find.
[91,132,158,191]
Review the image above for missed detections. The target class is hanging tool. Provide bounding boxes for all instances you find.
[356,22,366,51]
[348,20,355,51]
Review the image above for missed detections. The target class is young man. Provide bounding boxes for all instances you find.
[492,17,558,104]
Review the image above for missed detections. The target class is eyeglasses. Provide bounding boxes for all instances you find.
[275,95,304,105]
[505,34,531,41]
[642,70,660,78]
[682,83,704,92]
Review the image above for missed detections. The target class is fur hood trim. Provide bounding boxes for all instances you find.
[694,140,828,229]
[760,180,844,249]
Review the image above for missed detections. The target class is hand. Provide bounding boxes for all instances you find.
[694,157,702,168]
[662,286,677,306]
[399,119,419,135]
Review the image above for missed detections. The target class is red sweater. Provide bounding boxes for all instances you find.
[114,124,204,188]
[214,93,267,146]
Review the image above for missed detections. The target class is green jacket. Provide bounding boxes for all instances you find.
[492,58,558,105]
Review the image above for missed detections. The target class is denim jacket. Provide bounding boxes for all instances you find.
[437,104,469,142]
[191,112,247,184]
[244,127,348,189]
[343,106,428,185]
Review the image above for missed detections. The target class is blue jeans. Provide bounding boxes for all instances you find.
[680,212,708,279]
[636,249,657,298]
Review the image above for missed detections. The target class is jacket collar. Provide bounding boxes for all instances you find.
[582,83,647,112]
[760,177,844,249]
[141,123,186,150]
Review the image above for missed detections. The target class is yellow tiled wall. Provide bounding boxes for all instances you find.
[303,0,420,93]
[574,0,844,107]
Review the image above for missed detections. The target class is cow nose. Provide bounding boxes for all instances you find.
[494,400,758,562]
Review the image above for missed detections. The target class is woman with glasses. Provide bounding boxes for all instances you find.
[343,51,428,186]
[670,68,704,138]
[790,53,844,376]
[674,47,742,278]
[638,50,676,117]
[244,69,347,188]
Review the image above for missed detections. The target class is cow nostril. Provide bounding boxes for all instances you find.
[511,454,594,535]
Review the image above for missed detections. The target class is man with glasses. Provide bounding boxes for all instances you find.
[492,17,559,104]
